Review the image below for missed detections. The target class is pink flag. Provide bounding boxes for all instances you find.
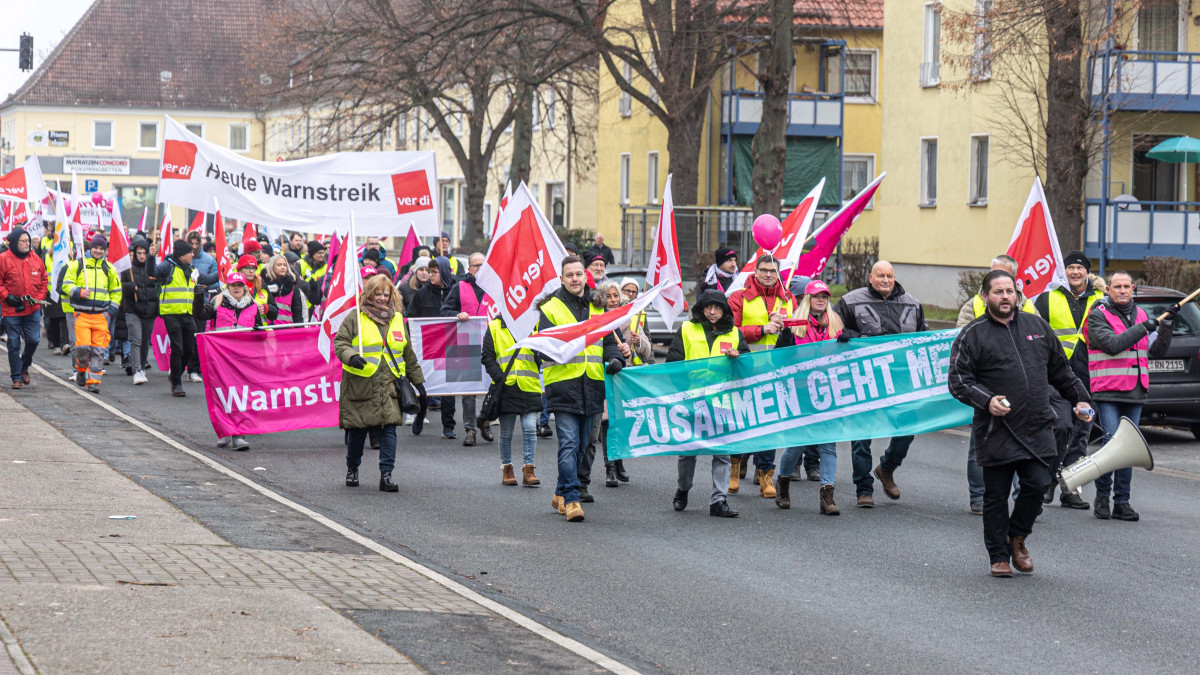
[156,210,174,263]
[726,178,825,294]
[794,174,885,278]
[317,228,361,362]
[396,222,420,278]
[107,207,132,274]
[490,181,512,239]
[1006,177,1068,298]
[136,209,147,234]
[514,284,665,364]
[645,174,685,330]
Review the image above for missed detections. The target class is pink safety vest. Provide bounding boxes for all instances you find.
[1087,304,1150,392]
[458,283,493,317]
[274,290,295,325]
[212,303,257,331]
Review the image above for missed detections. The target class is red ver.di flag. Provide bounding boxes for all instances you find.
[407,317,491,395]
[515,284,666,365]
[645,174,685,330]
[0,156,49,204]
[475,182,569,340]
[794,173,885,278]
[726,179,824,293]
[1007,176,1068,298]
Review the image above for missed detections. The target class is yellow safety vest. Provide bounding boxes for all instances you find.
[626,312,647,366]
[488,319,542,393]
[61,257,121,313]
[1046,288,1104,359]
[681,320,740,360]
[343,312,408,378]
[971,294,1036,318]
[299,259,327,281]
[740,293,793,350]
[158,262,196,315]
[540,296,605,384]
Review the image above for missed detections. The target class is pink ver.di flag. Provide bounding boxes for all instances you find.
[793,173,885,278]
[151,318,171,372]
[726,179,824,294]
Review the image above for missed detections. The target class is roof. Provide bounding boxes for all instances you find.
[4,0,285,110]
[793,0,883,30]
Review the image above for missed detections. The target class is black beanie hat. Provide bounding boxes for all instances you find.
[714,247,736,266]
[307,240,325,256]
[1062,250,1090,271]
[172,239,194,259]
[362,248,381,262]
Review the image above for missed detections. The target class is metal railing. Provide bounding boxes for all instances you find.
[1084,198,1200,261]
[720,89,844,134]
[1090,49,1200,106]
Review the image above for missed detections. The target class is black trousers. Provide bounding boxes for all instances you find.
[1049,392,1088,474]
[187,315,205,375]
[162,314,195,386]
[983,459,1052,564]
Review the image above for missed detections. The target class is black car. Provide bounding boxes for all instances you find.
[1134,286,1200,440]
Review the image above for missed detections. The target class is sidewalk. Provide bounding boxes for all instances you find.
[0,392,470,673]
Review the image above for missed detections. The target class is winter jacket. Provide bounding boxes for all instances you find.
[397,276,425,314]
[727,275,797,347]
[0,228,48,317]
[440,274,486,316]
[481,318,544,415]
[191,249,218,279]
[666,290,751,362]
[121,239,158,318]
[536,285,622,415]
[201,289,276,330]
[948,311,1090,467]
[262,273,307,324]
[694,264,735,297]
[334,311,424,429]
[407,279,452,318]
[1084,297,1173,403]
[835,281,928,337]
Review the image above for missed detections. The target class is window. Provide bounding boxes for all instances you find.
[92,120,113,149]
[647,152,659,203]
[1138,2,1180,54]
[532,91,541,131]
[549,183,565,227]
[969,135,989,205]
[483,202,492,232]
[398,113,407,146]
[971,0,993,81]
[1133,134,1181,202]
[647,52,660,107]
[920,138,938,206]
[753,52,764,92]
[619,153,631,204]
[441,183,455,232]
[836,50,877,103]
[184,122,204,138]
[921,2,941,87]
[229,123,249,152]
[138,122,159,150]
[842,155,875,208]
[619,62,633,117]
[119,186,159,234]
[545,88,556,129]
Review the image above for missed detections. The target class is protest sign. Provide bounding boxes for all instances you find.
[605,330,972,459]
[407,317,490,396]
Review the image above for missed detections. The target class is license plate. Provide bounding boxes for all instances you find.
[1149,359,1185,373]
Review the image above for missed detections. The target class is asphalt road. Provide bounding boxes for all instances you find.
[14,346,1200,674]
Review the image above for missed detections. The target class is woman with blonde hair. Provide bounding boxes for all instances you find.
[335,274,425,492]
[262,254,307,324]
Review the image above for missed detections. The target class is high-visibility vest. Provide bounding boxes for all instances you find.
[61,257,120,314]
[1087,304,1151,393]
[343,312,408,379]
[158,262,196,315]
[299,259,327,282]
[273,288,297,324]
[681,320,740,360]
[488,319,542,393]
[971,294,1036,319]
[1046,288,1104,359]
[540,296,605,384]
[740,293,793,350]
[213,301,256,331]
[626,312,646,366]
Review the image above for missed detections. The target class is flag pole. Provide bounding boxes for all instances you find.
[350,211,363,359]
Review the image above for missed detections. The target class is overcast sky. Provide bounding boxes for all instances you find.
[1,0,97,101]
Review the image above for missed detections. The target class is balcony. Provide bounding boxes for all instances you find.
[1085,198,1200,261]
[720,89,843,138]
[1091,50,1200,113]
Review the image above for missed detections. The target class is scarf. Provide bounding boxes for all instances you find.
[362,300,395,325]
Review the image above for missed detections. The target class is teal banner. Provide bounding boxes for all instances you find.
[605,330,973,459]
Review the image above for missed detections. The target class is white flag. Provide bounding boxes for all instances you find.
[645,174,685,330]
[317,226,362,362]
[515,284,666,365]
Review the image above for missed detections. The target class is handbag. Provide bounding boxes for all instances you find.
[381,339,421,415]
[479,353,519,423]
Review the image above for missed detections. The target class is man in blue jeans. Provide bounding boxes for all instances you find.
[1084,271,1176,521]
[0,228,49,389]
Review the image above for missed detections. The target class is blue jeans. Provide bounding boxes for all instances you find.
[539,394,550,427]
[499,412,537,466]
[967,433,984,503]
[346,425,397,474]
[852,435,914,496]
[553,412,593,504]
[4,310,42,382]
[780,444,836,485]
[1095,401,1141,504]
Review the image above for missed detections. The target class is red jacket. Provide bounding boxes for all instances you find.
[727,276,796,344]
[0,248,48,317]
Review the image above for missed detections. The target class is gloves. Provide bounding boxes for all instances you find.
[266,284,279,293]
[605,358,624,375]
[348,355,368,369]
[836,331,851,343]
[414,381,426,397]
[1141,318,1159,332]
[4,294,21,307]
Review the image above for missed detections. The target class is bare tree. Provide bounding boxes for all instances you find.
[749,0,794,218]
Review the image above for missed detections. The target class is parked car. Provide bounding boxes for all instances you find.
[1132,285,1200,440]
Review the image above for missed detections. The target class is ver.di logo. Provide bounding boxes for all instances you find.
[390,170,433,215]
[161,139,198,180]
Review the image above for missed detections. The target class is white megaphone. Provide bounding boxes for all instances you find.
[1058,417,1154,494]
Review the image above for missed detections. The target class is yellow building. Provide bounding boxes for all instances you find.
[595,0,884,275]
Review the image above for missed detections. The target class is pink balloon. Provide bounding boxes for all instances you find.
[91,192,104,205]
[752,214,783,251]
[103,199,114,211]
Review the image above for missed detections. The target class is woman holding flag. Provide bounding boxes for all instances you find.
[262,254,307,325]
[335,274,425,493]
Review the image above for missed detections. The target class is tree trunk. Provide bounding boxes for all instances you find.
[461,153,489,253]
[665,95,710,208]
[507,87,534,190]
[750,0,793,219]
[1042,1,1087,252]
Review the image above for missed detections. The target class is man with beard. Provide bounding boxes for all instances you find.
[949,270,1093,577]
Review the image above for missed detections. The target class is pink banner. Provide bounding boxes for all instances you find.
[151,317,171,371]
[196,325,342,437]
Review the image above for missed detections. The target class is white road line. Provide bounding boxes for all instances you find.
[23,361,639,675]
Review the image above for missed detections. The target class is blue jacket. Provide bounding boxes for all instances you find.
[192,250,218,278]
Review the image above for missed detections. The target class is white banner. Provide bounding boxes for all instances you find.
[407,316,490,396]
[156,116,439,236]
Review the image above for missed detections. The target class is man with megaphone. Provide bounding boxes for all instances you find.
[949,270,1094,578]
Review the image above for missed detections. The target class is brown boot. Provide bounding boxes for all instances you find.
[760,469,777,498]
[564,501,585,522]
[857,493,875,508]
[501,464,517,486]
[729,457,741,493]
[774,475,790,509]
[820,485,840,515]
[873,464,900,500]
[753,467,762,486]
[551,494,565,515]
[522,464,540,486]
[990,561,1013,577]
[1009,535,1033,573]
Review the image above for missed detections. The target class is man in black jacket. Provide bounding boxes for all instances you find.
[666,290,748,517]
[949,270,1093,577]
[440,252,493,446]
[121,235,157,385]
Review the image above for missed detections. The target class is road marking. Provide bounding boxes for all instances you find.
[22,361,639,675]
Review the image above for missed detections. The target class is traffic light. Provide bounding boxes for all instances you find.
[18,34,32,71]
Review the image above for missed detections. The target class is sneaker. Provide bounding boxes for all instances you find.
[189,373,203,383]
[1094,495,1111,520]
[709,500,739,518]
[1112,502,1140,521]
[171,383,186,397]
[1059,492,1090,510]
[232,436,250,451]
[970,501,984,515]
[536,423,553,438]
[217,437,231,448]
[132,370,148,385]
[403,414,414,426]
[442,429,456,440]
